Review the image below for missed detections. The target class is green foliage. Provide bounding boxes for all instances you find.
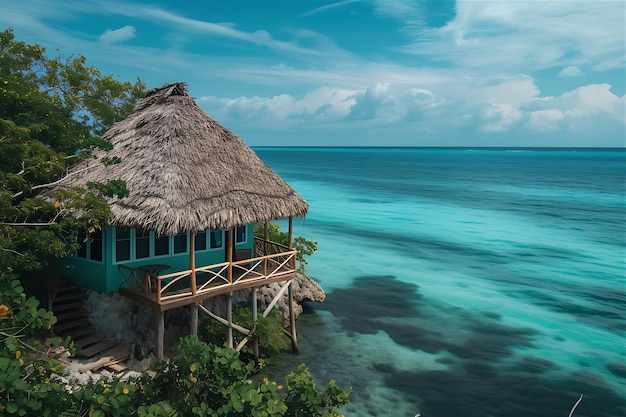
[0,274,78,416]
[284,364,350,417]
[254,223,317,273]
[1,286,350,417]
[0,28,145,280]
[199,307,290,358]
[138,336,349,417]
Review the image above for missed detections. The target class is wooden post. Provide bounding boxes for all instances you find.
[263,221,269,276]
[288,217,293,249]
[288,282,299,352]
[190,303,198,336]
[264,221,269,251]
[190,231,197,295]
[288,216,295,270]
[227,228,233,284]
[227,294,233,348]
[157,311,164,360]
[251,287,259,360]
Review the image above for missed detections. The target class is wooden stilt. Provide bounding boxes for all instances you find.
[227,229,233,284]
[288,216,295,270]
[190,303,198,336]
[227,294,233,348]
[251,287,259,360]
[157,311,164,361]
[288,216,293,249]
[288,281,299,352]
[190,232,197,295]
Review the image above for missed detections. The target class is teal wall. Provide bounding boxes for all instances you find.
[61,225,255,293]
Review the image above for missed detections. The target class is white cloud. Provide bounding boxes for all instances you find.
[481,100,522,132]
[98,25,136,44]
[559,66,583,77]
[200,87,357,127]
[525,83,625,133]
[300,0,359,17]
[528,109,565,132]
[398,1,625,73]
[560,83,623,117]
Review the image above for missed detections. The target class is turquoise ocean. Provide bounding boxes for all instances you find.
[254,147,625,417]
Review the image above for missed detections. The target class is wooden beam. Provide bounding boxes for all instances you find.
[263,281,291,318]
[197,304,251,335]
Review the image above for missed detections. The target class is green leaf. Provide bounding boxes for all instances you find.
[6,402,18,414]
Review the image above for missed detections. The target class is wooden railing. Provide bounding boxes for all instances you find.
[119,238,296,305]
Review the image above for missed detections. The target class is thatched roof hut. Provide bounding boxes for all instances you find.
[56,82,308,235]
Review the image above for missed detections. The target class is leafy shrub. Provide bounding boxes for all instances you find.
[254,223,317,273]
[138,336,349,417]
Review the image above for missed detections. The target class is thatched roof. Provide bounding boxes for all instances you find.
[54,83,308,235]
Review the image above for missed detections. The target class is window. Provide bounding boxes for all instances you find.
[76,231,87,258]
[116,228,131,262]
[136,229,150,259]
[235,225,246,244]
[173,233,187,254]
[195,231,207,251]
[210,230,223,249]
[90,229,103,261]
[154,234,169,256]
[75,229,103,262]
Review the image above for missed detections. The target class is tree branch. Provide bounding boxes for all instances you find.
[0,247,26,256]
[1,222,57,227]
[12,164,94,198]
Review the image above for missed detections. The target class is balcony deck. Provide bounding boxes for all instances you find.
[118,238,297,312]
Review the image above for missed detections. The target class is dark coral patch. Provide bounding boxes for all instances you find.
[606,363,626,379]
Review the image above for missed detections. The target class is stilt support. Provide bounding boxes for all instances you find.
[190,303,198,336]
[288,282,299,352]
[157,311,164,361]
[251,287,259,360]
[227,294,233,348]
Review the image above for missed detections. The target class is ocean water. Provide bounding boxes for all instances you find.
[254,148,626,417]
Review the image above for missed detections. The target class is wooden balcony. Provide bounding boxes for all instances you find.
[118,238,297,312]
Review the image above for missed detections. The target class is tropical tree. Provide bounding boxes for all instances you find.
[0,28,145,289]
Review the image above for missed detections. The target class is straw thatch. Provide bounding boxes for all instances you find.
[53,83,308,235]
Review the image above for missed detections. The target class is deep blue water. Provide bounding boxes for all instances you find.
[255,148,626,417]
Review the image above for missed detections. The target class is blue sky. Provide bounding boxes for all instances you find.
[1,0,624,147]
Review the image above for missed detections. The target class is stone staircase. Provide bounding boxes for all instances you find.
[52,279,129,371]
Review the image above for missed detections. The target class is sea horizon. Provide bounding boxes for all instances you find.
[253,146,626,151]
